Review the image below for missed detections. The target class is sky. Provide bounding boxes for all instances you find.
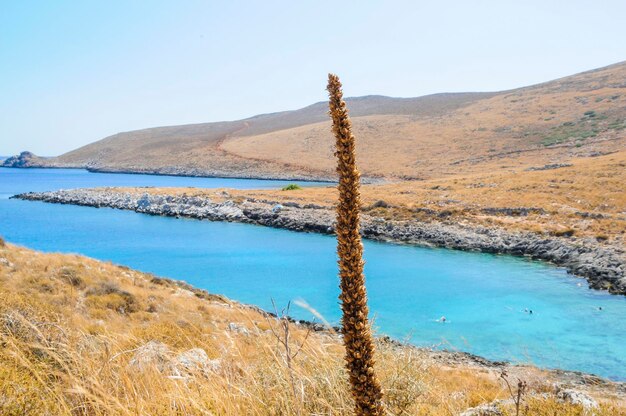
[1,1,625,156]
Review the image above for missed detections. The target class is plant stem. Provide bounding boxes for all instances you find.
[327,73,385,416]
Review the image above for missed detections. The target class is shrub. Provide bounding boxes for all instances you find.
[553,228,575,237]
[371,200,390,209]
[541,118,600,146]
[363,200,391,212]
[281,184,302,191]
[85,282,138,314]
[57,267,84,288]
[583,110,596,118]
[608,119,625,130]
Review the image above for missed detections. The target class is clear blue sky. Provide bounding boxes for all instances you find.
[1,1,625,156]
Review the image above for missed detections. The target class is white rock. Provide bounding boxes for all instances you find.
[556,388,598,409]
[459,404,503,416]
[175,348,221,374]
[136,194,151,210]
[228,322,250,335]
[0,258,14,268]
[128,341,172,371]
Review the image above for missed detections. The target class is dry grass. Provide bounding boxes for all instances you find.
[41,62,626,184]
[237,150,626,242]
[115,150,626,243]
[218,63,626,180]
[1,242,625,415]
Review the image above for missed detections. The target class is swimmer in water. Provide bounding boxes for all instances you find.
[438,316,447,323]
[598,306,603,311]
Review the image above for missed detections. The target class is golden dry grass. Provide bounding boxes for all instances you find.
[42,62,626,184]
[221,63,626,180]
[1,242,625,415]
[116,150,626,243]
[237,150,626,241]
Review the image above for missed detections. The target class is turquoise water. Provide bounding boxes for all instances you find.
[0,168,625,380]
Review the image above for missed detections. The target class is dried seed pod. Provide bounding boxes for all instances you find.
[327,73,385,416]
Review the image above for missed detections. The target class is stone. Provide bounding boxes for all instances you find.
[228,322,250,335]
[136,194,152,210]
[12,188,626,295]
[176,348,207,368]
[459,403,503,416]
[175,348,221,375]
[556,388,598,409]
[128,341,172,371]
[0,258,14,268]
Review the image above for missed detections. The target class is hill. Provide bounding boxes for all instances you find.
[1,240,625,414]
[7,61,625,181]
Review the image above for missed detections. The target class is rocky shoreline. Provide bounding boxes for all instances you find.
[13,188,626,295]
[2,152,387,183]
[3,242,623,404]
[83,166,340,182]
[2,151,342,182]
[94,262,626,392]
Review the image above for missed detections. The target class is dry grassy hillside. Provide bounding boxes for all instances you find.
[30,61,625,181]
[245,151,626,240]
[121,150,625,243]
[223,62,626,179]
[44,93,492,180]
[1,240,625,415]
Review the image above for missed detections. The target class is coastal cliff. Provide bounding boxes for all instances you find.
[1,151,48,168]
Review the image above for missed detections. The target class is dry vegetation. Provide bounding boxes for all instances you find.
[239,151,626,242]
[118,150,626,244]
[1,242,625,415]
[222,62,626,180]
[36,62,625,184]
[51,62,624,249]
[3,61,625,416]
[328,73,385,414]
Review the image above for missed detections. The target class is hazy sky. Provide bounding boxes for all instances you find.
[1,1,625,156]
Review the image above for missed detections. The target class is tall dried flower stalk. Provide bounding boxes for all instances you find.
[327,73,385,416]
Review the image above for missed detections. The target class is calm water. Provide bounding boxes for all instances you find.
[1,168,625,380]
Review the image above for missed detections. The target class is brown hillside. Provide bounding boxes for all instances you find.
[40,61,626,180]
[1,242,625,414]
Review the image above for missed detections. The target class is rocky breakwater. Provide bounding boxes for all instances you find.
[13,188,625,295]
